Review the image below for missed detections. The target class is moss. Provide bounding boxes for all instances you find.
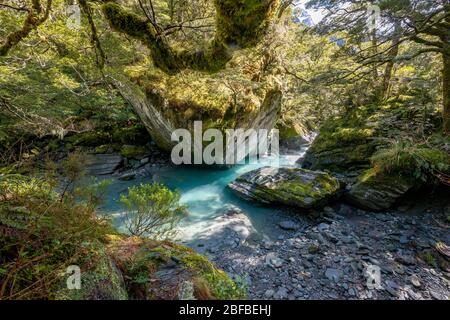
[370,142,450,183]
[66,131,111,148]
[108,238,246,300]
[420,250,436,266]
[55,244,128,300]
[120,145,148,159]
[111,125,149,145]
[102,1,280,74]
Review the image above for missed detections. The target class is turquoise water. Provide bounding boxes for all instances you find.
[99,151,306,240]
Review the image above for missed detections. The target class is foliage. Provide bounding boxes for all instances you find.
[370,140,450,183]
[120,183,187,238]
[0,154,115,299]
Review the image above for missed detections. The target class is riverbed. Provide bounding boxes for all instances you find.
[99,149,307,242]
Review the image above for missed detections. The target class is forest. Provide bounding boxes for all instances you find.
[0,0,449,301]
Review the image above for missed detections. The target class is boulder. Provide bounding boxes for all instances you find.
[185,207,255,254]
[85,154,124,175]
[107,236,245,300]
[228,167,341,209]
[344,170,414,211]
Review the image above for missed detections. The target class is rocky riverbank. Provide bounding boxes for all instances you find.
[184,191,449,300]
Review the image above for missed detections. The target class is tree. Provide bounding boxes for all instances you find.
[100,0,281,73]
[120,183,187,238]
[0,0,52,56]
[306,0,450,134]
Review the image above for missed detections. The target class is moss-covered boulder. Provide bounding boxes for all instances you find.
[228,167,341,209]
[302,99,443,175]
[106,236,246,300]
[344,169,414,211]
[302,105,382,174]
[55,245,128,300]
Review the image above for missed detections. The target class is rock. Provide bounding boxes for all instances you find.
[384,280,399,297]
[399,235,409,244]
[323,206,336,217]
[223,204,244,216]
[118,172,136,181]
[274,287,289,299]
[228,167,341,209]
[344,171,414,211]
[338,204,354,215]
[395,252,416,265]
[278,220,300,231]
[85,154,124,175]
[429,290,446,300]
[264,289,275,298]
[184,210,255,254]
[266,254,284,268]
[409,275,421,288]
[325,268,343,282]
[317,223,330,232]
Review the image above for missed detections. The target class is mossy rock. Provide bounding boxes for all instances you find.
[228,167,341,209]
[303,100,443,175]
[55,244,128,300]
[106,236,246,300]
[344,169,414,212]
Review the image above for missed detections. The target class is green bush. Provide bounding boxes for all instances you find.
[0,155,115,299]
[120,183,187,238]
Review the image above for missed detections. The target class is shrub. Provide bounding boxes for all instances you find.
[370,139,450,183]
[0,154,114,299]
[120,183,187,239]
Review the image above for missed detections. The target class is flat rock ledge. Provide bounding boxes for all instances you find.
[228,167,341,209]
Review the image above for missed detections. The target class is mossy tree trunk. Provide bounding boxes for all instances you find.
[101,0,280,74]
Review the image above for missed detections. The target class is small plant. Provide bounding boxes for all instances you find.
[120,183,187,239]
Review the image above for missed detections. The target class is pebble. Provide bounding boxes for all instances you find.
[409,275,421,288]
[325,268,343,282]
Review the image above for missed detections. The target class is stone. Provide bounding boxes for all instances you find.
[264,289,275,298]
[274,287,289,299]
[345,171,414,212]
[317,223,330,232]
[384,280,399,297]
[409,275,421,288]
[184,210,255,254]
[266,255,284,268]
[228,167,341,209]
[278,220,300,231]
[325,268,343,282]
[85,154,124,175]
[118,172,136,181]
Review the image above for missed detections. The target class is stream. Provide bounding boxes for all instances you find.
[99,148,308,242]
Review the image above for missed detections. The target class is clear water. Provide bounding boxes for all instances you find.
[99,149,307,240]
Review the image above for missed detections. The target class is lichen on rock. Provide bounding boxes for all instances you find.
[228,167,341,209]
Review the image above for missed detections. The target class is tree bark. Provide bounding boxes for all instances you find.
[381,22,401,99]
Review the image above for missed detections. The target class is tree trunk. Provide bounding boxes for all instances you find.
[381,22,401,99]
[443,51,450,135]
